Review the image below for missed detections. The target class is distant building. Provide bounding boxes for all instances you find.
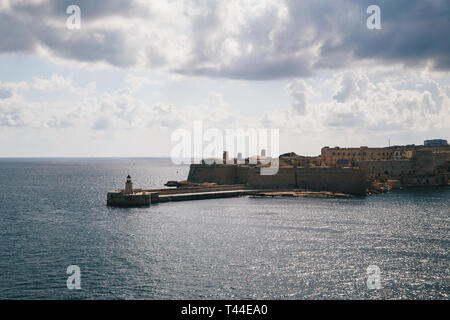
[321,146,413,166]
[424,139,448,147]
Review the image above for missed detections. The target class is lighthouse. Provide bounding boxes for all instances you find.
[107,175,151,207]
[124,175,133,194]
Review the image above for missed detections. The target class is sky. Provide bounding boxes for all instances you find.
[0,0,449,157]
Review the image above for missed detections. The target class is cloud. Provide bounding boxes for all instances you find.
[0,87,12,99]
[124,74,158,92]
[263,69,450,137]
[331,0,450,70]
[2,67,449,142]
[0,94,40,127]
[1,74,96,95]
[89,89,183,130]
[0,0,449,80]
[0,74,243,132]
[286,80,311,114]
[0,70,448,156]
[332,71,371,103]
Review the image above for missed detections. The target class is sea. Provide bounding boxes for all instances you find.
[0,158,448,299]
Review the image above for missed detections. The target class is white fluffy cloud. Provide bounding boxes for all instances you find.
[1,69,448,135]
[272,68,450,137]
[332,72,371,103]
[0,69,448,156]
[0,74,246,132]
[286,80,316,115]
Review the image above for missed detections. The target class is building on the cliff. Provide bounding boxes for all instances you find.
[320,146,414,166]
[278,152,322,167]
[356,147,450,186]
[424,139,448,147]
[185,142,450,195]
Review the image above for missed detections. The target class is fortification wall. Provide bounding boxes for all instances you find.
[295,167,367,195]
[401,174,448,186]
[357,160,413,178]
[414,150,435,175]
[188,163,367,195]
[235,166,250,184]
[247,166,367,195]
[432,152,450,167]
[187,164,249,185]
[247,167,297,188]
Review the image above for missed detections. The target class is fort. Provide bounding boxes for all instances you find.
[107,140,450,207]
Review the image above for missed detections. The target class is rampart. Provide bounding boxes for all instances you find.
[401,174,449,186]
[247,166,367,195]
[187,164,249,185]
[188,163,367,195]
[247,167,296,188]
[295,167,367,195]
[356,159,414,178]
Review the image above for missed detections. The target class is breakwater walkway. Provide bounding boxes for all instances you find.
[108,184,256,207]
[107,183,353,207]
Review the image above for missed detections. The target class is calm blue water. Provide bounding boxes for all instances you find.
[0,158,448,299]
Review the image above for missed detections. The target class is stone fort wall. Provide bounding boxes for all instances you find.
[188,164,367,195]
[187,164,249,185]
[247,167,297,188]
[295,167,366,195]
[247,166,367,195]
[356,160,414,178]
[432,152,450,167]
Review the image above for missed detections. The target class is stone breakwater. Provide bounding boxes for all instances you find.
[107,184,248,207]
[107,184,356,207]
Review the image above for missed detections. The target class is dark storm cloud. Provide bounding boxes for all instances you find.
[0,0,449,79]
[0,12,37,52]
[10,0,142,20]
[0,0,141,61]
[318,0,450,70]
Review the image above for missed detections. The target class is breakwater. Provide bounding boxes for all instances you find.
[107,184,251,207]
[107,183,356,207]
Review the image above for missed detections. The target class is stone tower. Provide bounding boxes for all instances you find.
[124,175,133,194]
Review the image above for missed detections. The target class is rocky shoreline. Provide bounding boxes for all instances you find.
[248,190,354,198]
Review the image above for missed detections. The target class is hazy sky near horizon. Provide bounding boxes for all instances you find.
[0,0,449,157]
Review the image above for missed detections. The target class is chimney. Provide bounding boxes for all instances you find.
[223,151,228,164]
